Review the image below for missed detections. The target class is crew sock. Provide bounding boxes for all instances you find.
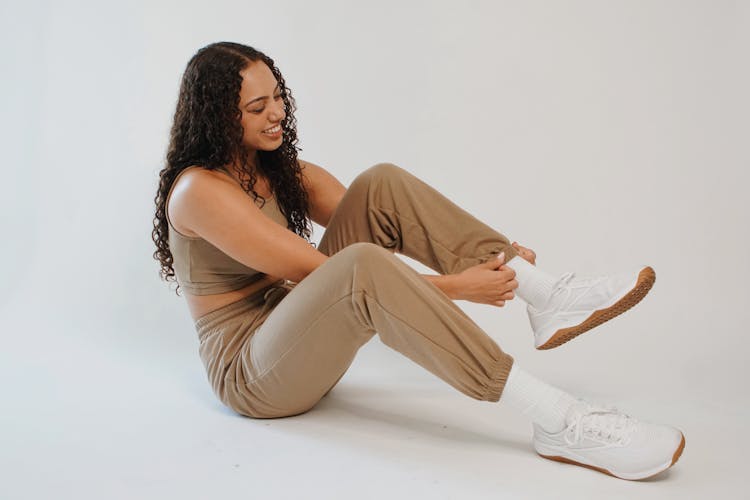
[501,363,577,433]
[504,255,559,310]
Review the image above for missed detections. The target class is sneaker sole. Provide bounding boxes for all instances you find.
[536,266,656,350]
[536,432,685,480]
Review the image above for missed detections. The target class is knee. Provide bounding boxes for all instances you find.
[367,162,404,177]
[334,242,394,264]
[325,243,399,286]
[350,162,406,190]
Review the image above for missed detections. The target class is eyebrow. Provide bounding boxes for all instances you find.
[245,83,281,107]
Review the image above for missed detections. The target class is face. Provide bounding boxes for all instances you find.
[237,61,287,155]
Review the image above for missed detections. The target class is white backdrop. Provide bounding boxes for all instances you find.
[2,1,748,498]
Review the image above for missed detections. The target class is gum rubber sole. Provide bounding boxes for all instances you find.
[537,432,686,480]
[537,266,656,350]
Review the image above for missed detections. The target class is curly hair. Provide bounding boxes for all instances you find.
[152,42,315,296]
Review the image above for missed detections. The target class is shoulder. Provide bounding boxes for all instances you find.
[297,158,344,192]
[167,166,238,236]
[297,158,316,189]
[295,158,347,227]
[177,165,232,184]
[298,158,326,180]
[171,166,236,199]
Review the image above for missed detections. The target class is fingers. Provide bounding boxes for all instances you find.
[484,251,506,269]
[512,241,537,264]
[486,260,503,270]
[496,251,505,264]
[498,278,518,302]
[498,267,517,282]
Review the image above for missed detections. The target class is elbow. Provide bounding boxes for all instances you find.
[292,254,328,283]
[290,270,309,283]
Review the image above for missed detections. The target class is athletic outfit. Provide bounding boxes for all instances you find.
[166,163,520,417]
[163,162,684,480]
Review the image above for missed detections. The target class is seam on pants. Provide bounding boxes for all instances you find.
[354,288,495,387]
[242,292,360,387]
[374,207,504,270]
[244,287,499,397]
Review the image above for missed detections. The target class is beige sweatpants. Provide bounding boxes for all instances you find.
[194,162,521,418]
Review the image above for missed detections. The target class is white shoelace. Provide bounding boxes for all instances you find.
[551,271,610,296]
[548,272,578,301]
[563,403,638,446]
[551,272,576,295]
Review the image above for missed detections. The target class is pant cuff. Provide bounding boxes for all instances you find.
[481,353,514,402]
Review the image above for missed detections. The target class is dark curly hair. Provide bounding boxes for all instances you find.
[152,42,315,296]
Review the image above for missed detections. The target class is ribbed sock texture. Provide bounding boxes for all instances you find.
[501,363,577,433]
[505,255,559,310]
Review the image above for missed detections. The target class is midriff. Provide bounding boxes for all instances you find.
[184,273,286,322]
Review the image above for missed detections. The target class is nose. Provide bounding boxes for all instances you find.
[269,98,286,122]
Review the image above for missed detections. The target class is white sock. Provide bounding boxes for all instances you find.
[501,363,577,433]
[505,255,559,310]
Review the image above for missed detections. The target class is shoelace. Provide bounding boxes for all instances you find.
[551,271,611,297]
[563,403,638,446]
[549,272,577,300]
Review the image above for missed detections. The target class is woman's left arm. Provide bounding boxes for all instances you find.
[298,159,347,227]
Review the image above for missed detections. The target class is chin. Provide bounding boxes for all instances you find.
[248,140,283,152]
[263,138,284,149]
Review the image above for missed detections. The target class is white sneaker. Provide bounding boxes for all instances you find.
[532,400,686,480]
[529,266,656,350]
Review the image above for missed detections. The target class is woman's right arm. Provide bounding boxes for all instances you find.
[170,169,328,283]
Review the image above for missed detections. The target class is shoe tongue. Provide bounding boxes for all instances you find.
[556,272,576,287]
[565,399,616,424]
[564,400,591,426]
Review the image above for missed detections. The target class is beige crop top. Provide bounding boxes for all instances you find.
[165,166,288,295]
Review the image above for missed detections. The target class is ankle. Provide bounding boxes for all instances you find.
[505,256,558,309]
[501,364,577,433]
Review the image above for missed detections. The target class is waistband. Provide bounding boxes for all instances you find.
[193,279,289,331]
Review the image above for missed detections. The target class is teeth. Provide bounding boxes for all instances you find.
[264,125,281,133]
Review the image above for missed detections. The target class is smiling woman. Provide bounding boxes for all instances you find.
[150,41,684,482]
[152,42,316,302]
[239,68,286,143]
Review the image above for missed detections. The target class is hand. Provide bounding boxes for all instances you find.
[451,252,518,307]
[511,241,536,265]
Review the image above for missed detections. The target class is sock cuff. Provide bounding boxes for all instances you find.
[502,364,576,433]
[506,256,558,309]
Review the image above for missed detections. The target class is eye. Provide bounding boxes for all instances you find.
[251,94,284,114]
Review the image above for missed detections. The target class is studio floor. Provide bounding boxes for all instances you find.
[2,316,745,500]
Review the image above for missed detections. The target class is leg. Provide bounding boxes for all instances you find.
[213,242,514,418]
[326,163,656,351]
[317,162,521,272]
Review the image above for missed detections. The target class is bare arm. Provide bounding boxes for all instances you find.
[421,274,458,299]
[177,160,467,292]
[172,169,327,283]
[298,159,347,227]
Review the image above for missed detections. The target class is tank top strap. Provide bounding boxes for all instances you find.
[215,166,275,202]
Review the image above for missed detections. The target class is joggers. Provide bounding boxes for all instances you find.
[194,162,522,418]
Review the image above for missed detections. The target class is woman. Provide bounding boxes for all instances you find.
[152,42,684,480]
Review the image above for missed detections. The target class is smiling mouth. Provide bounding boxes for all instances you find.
[263,124,282,134]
